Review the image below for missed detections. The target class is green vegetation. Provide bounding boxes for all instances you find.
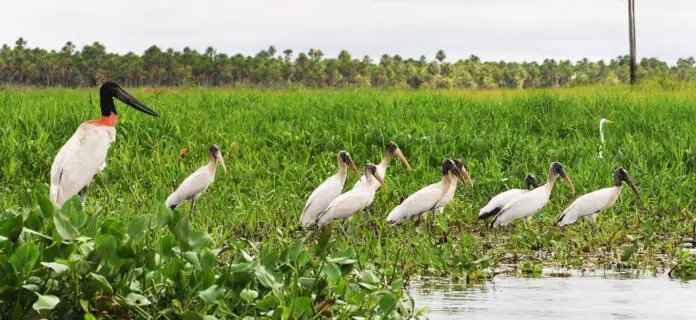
[2,38,696,88]
[1,84,696,316]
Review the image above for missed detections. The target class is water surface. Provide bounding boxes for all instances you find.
[410,272,696,319]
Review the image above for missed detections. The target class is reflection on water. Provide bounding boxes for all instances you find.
[410,272,696,319]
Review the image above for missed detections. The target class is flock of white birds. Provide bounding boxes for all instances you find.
[48,82,642,232]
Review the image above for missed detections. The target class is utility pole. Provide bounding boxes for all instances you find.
[628,0,637,84]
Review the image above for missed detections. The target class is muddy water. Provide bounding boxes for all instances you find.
[410,272,696,319]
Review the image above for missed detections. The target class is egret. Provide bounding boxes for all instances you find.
[492,162,575,227]
[353,141,411,191]
[557,168,641,226]
[598,118,614,159]
[478,174,539,220]
[386,159,470,225]
[50,81,159,207]
[435,159,473,215]
[165,145,226,220]
[299,151,360,228]
[316,164,385,228]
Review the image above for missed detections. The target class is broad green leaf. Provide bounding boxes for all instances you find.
[255,265,281,288]
[360,270,379,284]
[127,215,150,239]
[321,263,342,282]
[379,292,397,313]
[53,211,79,241]
[95,235,117,259]
[32,293,60,311]
[157,206,171,227]
[124,293,150,306]
[10,242,39,279]
[256,294,279,310]
[189,231,213,251]
[240,288,258,302]
[182,311,203,320]
[199,248,216,270]
[288,239,303,262]
[391,279,404,291]
[183,251,201,267]
[198,285,225,304]
[90,273,113,294]
[41,262,68,274]
[229,262,252,273]
[35,193,54,218]
[173,219,191,245]
[292,296,313,318]
[298,277,317,288]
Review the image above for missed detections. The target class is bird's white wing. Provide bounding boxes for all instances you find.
[492,188,550,227]
[557,187,617,226]
[50,124,115,206]
[165,166,213,208]
[316,190,374,226]
[300,175,344,227]
[479,188,528,218]
[386,183,443,225]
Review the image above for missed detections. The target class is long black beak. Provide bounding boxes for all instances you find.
[625,179,643,205]
[114,87,159,117]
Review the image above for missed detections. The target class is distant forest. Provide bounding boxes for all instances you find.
[1,38,695,89]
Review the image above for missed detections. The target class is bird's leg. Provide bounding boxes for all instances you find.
[78,186,89,208]
[190,197,198,221]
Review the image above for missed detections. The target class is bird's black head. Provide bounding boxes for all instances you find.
[99,81,159,117]
[551,162,567,177]
[441,159,455,176]
[524,174,539,189]
[613,167,631,186]
[365,163,378,176]
[385,142,398,155]
[339,150,351,163]
[209,145,220,157]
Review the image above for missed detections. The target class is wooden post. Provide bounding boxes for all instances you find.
[628,0,637,84]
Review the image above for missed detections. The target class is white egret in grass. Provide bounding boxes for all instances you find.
[557,167,641,227]
[386,159,471,225]
[353,141,411,191]
[316,164,385,228]
[50,81,159,207]
[598,118,614,159]
[492,162,575,227]
[478,174,539,220]
[165,145,226,220]
[299,151,360,228]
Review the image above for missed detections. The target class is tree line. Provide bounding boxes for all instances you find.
[1,38,695,89]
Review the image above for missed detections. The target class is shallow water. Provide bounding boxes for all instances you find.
[410,272,696,319]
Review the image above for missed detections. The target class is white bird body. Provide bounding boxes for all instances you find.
[557,187,620,226]
[165,145,226,219]
[49,81,159,208]
[50,123,115,206]
[165,162,218,209]
[386,177,450,225]
[316,164,384,227]
[492,162,574,227]
[435,177,459,214]
[300,151,359,227]
[557,167,640,227]
[492,184,553,227]
[478,188,530,218]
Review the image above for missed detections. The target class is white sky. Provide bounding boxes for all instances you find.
[2,0,695,64]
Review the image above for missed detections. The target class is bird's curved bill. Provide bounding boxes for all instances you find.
[394,148,412,171]
[348,161,360,178]
[626,179,643,204]
[374,174,387,192]
[216,153,227,174]
[563,175,576,194]
[115,87,159,117]
[605,119,614,124]
[453,167,473,187]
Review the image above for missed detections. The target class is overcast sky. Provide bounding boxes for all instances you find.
[2,0,695,64]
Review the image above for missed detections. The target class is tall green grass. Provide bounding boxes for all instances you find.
[1,85,696,274]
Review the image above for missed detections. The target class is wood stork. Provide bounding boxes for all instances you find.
[386,159,469,225]
[299,151,360,228]
[165,145,226,220]
[316,164,385,227]
[353,141,411,191]
[492,162,575,227]
[435,159,473,215]
[598,118,613,159]
[50,81,159,207]
[478,174,539,220]
[557,168,640,226]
